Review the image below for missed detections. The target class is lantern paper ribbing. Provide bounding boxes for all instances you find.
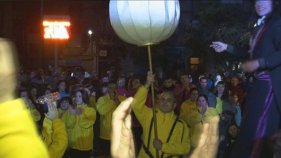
[109,0,180,46]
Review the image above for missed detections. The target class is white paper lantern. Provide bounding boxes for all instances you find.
[109,0,180,46]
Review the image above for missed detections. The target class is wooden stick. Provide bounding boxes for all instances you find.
[147,45,159,158]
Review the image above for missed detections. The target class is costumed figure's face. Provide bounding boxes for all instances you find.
[255,0,273,16]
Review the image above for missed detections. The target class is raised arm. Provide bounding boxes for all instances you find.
[131,71,154,124]
[210,41,249,59]
[96,96,117,115]
[78,106,96,128]
[43,101,68,158]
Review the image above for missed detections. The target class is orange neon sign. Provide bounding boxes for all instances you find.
[43,21,70,40]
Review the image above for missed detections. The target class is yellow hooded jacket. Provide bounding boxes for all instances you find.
[88,95,96,109]
[132,86,191,158]
[96,95,126,140]
[62,104,96,151]
[30,107,41,122]
[179,99,197,124]
[0,99,49,158]
[186,105,218,147]
[42,118,68,158]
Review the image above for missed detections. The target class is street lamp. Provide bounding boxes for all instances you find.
[88,30,93,52]
[88,30,93,36]
[88,29,97,74]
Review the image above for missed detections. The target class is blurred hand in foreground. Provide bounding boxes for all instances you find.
[189,116,219,158]
[111,97,135,158]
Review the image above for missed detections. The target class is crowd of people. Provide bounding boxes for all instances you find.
[1,0,281,158]
[15,63,252,158]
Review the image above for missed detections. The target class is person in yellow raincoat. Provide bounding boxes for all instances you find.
[110,98,220,158]
[186,94,218,148]
[179,88,199,125]
[96,82,126,156]
[132,71,191,158]
[0,38,49,158]
[42,101,68,158]
[62,89,96,158]
[58,96,74,118]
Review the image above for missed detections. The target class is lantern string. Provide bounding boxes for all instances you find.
[147,44,159,158]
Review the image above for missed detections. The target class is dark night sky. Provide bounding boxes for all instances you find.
[0,0,115,68]
[0,0,191,72]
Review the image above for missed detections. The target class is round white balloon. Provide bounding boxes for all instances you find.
[109,0,180,46]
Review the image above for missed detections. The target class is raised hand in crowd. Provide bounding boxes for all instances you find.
[145,71,155,89]
[44,101,59,121]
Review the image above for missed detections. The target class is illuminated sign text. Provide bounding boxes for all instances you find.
[43,21,70,40]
